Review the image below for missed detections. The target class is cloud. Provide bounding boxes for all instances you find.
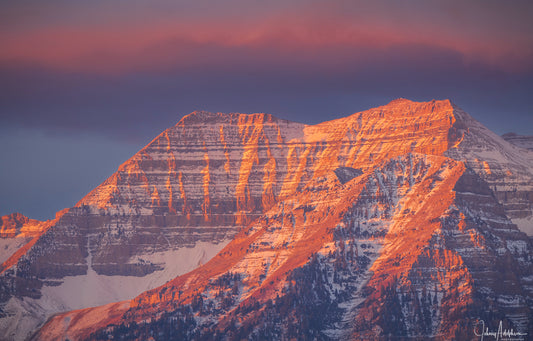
[1,1,532,74]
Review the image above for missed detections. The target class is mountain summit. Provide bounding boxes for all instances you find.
[1,99,532,340]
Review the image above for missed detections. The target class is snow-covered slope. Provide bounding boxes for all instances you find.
[0,240,229,340]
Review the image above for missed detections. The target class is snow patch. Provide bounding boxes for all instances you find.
[505,239,529,254]
[511,216,533,236]
[0,237,31,264]
[0,240,230,341]
[41,239,230,311]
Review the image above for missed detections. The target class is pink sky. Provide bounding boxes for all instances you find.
[2,1,532,74]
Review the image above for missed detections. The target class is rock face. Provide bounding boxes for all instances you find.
[2,99,533,340]
[446,112,533,235]
[0,213,30,238]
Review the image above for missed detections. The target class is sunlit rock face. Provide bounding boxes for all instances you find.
[7,99,462,280]
[2,99,533,340]
[0,213,30,238]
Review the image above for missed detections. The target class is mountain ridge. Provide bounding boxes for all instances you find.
[503,132,533,151]
[1,99,532,340]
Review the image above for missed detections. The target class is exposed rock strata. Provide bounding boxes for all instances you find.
[1,99,532,340]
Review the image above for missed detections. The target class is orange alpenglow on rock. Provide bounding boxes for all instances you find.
[2,99,532,341]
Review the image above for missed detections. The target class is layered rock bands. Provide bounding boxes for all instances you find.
[1,99,532,340]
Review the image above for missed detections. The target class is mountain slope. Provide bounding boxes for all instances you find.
[27,99,533,340]
[0,99,533,339]
[446,108,533,235]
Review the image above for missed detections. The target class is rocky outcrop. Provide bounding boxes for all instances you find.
[333,167,363,184]
[0,213,30,238]
[0,212,53,239]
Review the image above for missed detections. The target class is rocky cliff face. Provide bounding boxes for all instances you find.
[446,110,533,235]
[2,99,533,340]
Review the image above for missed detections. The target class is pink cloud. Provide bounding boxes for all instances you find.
[1,1,532,74]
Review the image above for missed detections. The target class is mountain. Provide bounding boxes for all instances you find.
[503,132,533,151]
[2,99,532,340]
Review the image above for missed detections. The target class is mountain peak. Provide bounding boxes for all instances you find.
[384,97,450,105]
[386,97,416,105]
[381,98,454,110]
[502,132,533,151]
[502,132,518,138]
[177,111,288,126]
[6,98,533,341]
[178,110,226,124]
